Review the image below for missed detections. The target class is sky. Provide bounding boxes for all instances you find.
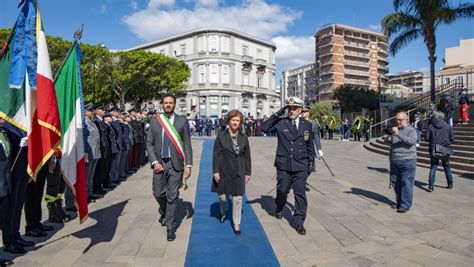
[1,0,473,81]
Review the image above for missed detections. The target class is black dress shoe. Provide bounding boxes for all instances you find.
[391,204,399,209]
[397,207,409,213]
[25,228,47,237]
[275,210,282,220]
[428,187,434,192]
[38,224,54,232]
[233,229,241,236]
[159,216,166,227]
[16,238,34,247]
[167,229,176,241]
[89,194,100,200]
[447,184,453,189]
[305,186,310,192]
[292,224,306,235]
[0,257,14,265]
[3,244,26,254]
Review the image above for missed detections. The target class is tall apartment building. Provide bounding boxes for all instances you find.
[281,63,317,107]
[387,71,424,93]
[314,24,389,101]
[127,27,278,118]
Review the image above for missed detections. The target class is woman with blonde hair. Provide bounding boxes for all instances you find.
[212,109,251,235]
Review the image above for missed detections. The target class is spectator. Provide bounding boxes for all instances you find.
[389,112,418,213]
[412,114,422,147]
[425,111,454,192]
[458,89,470,124]
[443,97,455,127]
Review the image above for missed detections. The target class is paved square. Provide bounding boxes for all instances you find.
[2,138,473,266]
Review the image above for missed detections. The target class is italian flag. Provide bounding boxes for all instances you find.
[54,42,88,223]
[4,0,62,179]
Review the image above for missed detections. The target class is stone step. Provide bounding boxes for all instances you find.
[454,130,474,136]
[416,162,474,177]
[370,140,474,164]
[375,139,473,154]
[416,145,474,158]
[364,143,474,173]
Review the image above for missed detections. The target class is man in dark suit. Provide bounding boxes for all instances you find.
[110,107,125,184]
[146,93,193,242]
[262,97,315,235]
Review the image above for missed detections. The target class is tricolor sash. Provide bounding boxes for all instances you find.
[156,114,185,161]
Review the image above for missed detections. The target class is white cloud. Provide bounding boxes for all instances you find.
[122,0,301,41]
[272,35,314,71]
[368,24,382,32]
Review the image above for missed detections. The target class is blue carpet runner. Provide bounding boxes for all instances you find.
[184,140,279,267]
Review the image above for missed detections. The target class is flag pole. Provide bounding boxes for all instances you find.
[53,24,83,82]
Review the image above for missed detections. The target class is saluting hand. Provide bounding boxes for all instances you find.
[213,173,220,183]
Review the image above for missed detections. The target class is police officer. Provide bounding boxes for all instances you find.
[103,112,118,189]
[262,97,314,235]
[93,104,109,195]
[301,108,323,192]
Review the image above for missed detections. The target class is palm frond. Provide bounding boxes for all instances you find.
[453,3,474,20]
[389,28,422,56]
[381,12,421,37]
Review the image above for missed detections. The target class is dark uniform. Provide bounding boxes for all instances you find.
[110,108,124,183]
[93,104,110,195]
[104,113,118,188]
[262,97,314,235]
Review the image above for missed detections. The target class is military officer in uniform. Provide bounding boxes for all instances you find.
[93,104,109,195]
[262,97,314,235]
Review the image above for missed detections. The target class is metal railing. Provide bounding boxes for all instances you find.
[369,107,419,139]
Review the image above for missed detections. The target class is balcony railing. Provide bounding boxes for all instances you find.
[241,85,253,91]
[378,49,388,55]
[345,60,370,68]
[242,55,253,62]
[345,69,370,77]
[319,49,333,56]
[319,69,334,75]
[344,51,369,58]
[344,41,369,50]
[319,60,334,66]
[378,57,389,63]
[344,79,371,86]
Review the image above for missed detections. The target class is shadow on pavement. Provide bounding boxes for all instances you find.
[367,166,390,174]
[346,187,396,206]
[460,173,474,180]
[175,199,194,230]
[71,199,129,253]
[414,180,445,192]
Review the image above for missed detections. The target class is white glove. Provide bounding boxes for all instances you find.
[318,150,323,157]
[20,137,28,147]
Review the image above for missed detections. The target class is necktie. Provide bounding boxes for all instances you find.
[162,119,171,158]
[0,130,11,158]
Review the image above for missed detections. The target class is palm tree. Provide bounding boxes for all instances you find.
[382,0,474,102]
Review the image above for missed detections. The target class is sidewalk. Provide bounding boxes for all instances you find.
[1,138,473,266]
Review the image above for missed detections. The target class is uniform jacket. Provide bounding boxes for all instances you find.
[310,120,322,151]
[123,123,132,151]
[86,117,101,160]
[262,114,315,172]
[211,129,251,196]
[111,118,124,151]
[131,118,145,144]
[146,113,193,171]
[93,116,110,154]
[0,127,12,198]
[106,122,119,154]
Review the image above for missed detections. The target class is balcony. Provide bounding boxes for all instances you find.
[378,40,389,47]
[241,85,254,91]
[377,65,389,72]
[256,58,267,65]
[345,60,370,68]
[318,40,333,48]
[319,78,334,85]
[256,87,267,93]
[319,60,334,66]
[344,51,369,59]
[209,51,219,56]
[242,55,253,63]
[378,57,389,63]
[344,41,369,50]
[319,69,334,76]
[344,79,371,86]
[378,49,389,56]
[345,69,370,77]
[319,49,333,56]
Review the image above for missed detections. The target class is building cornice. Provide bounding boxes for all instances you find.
[314,23,387,40]
[126,27,277,51]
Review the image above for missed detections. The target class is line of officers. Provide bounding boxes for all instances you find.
[0,104,153,257]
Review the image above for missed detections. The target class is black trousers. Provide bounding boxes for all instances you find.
[2,148,28,246]
[24,165,47,230]
[138,142,145,165]
[94,149,109,192]
[103,152,115,187]
[275,169,308,226]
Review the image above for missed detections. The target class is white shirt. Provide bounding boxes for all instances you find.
[291,117,300,130]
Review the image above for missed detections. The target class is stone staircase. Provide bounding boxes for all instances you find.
[364,123,474,177]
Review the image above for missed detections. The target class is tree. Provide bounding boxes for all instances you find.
[103,50,190,108]
[382,0,474,102]
[333,85,379,112]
